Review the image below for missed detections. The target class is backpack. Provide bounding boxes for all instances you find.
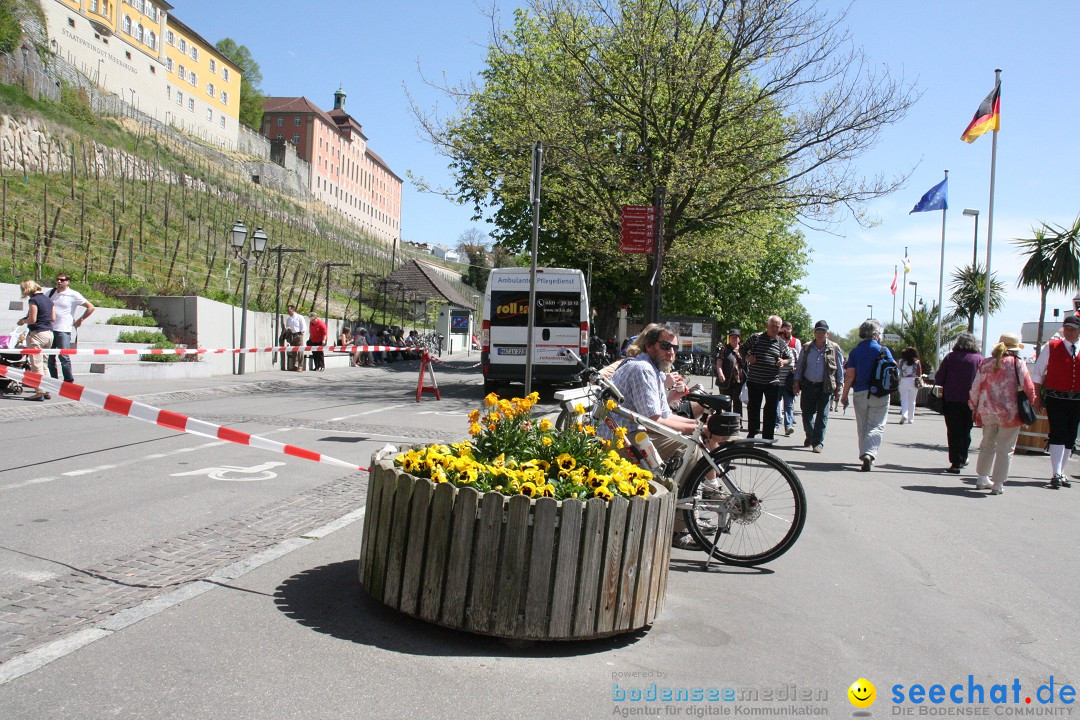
[868,348,899,398]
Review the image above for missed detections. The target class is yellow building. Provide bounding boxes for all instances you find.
[42,0,242,147]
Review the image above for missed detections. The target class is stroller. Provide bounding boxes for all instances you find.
[0,327,29,396]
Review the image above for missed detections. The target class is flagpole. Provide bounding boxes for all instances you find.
[980,69,1002,354]
[935,170,948,362]
[892,264,897,325]
[901,247,908,332]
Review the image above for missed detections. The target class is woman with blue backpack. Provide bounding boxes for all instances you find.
[840,319,898,472]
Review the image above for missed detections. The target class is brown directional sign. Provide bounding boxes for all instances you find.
[620,205,656,253]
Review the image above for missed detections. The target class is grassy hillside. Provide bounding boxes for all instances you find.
[0,80,473,329]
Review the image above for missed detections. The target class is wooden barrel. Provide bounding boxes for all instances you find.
[359,456,675,640]
[1015,413,1049,454]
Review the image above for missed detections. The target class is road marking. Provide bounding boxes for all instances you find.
[328,404,408,422]
[0,438,278,491]
[0,506,368,686]
[169,461,285,482]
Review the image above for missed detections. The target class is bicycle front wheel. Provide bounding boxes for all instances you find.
[680,447,806,567]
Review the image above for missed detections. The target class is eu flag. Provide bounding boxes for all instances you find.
[910,178,948,214]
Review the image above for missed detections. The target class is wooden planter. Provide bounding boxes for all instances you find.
[359,457,675,640]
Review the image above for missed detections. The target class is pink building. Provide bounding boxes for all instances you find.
[262,88,402,244]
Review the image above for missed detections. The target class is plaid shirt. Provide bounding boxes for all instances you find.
[599,354,668,439]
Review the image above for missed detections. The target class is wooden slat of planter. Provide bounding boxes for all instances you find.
[631,490,662,627]
[466,492,504,634]
[596,496,629,634]
[493,494,532,637]
[523,497,558,638]
[573,498,607,637]
[419,482,457,622]
[548,499,582,638]
[654,489,675,619]
[398,479,433,615]
[368,467,398,601]
[439,487,479,628]
[358,461,385,587]
[616,496,647,630]
[646,488,674,623]
[382,472,417,608]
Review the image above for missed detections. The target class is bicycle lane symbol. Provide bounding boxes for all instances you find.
[170,461,285,482]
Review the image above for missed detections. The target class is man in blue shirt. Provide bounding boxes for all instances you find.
[841,319,894,471]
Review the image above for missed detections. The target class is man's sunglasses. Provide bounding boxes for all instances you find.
[56,277,70,282]
[657,340,677,351]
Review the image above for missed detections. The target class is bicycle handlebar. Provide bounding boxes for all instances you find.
[560,348,625,404]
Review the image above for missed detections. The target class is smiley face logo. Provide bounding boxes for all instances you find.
[848,678,876,708]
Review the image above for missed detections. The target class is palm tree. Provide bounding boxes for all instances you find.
[946,263,1006,332]
[1015,216,1080,354]
[884,301,965,371]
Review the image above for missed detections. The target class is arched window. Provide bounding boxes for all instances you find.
[147,31,156,50]
[136,23,143,43]
[122,15,131,34]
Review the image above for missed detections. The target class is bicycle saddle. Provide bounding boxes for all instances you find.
[684,392,732,413]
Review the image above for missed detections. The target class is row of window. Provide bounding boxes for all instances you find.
[165,59,229,105]
[169,87,228,128]
[163,31,231,82]
[120,16,157,49]
[122,0,159,22]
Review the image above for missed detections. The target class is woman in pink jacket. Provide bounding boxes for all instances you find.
[968,333,1037,495]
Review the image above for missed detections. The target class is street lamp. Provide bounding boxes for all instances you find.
[230,220,266,375]
[963,209,980,268]
[267,245,306,368]
[909,281,918,314]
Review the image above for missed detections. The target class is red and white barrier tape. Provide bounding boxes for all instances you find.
[4,344,413,356]
[0,364,366,472]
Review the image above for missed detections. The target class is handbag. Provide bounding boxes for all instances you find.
[1014,358,1037,426]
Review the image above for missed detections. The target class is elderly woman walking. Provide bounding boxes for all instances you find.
[968,333,1037,495]
[935,333,983,474]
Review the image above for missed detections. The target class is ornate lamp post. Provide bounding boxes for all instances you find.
[230,220,266,375]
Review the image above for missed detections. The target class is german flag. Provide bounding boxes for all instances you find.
[961,78,1001,143]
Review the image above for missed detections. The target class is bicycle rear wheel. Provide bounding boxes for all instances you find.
[680,447,806,567]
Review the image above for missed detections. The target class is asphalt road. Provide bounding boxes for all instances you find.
[0,359,1077,718]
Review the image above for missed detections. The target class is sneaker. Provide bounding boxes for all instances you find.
[945,465,961,474]
[1050,475,1064,489]
[812,445,823,453]
[803,437,812,447]
[672,533,700,550]
[975,477,993,490]
[899,417,906,425]
[990,483,1004,495]
[861,455,873,472]
[1062,477,1073,488]
[785,426,795,436]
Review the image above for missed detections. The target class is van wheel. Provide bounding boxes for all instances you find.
[483,378,499,395]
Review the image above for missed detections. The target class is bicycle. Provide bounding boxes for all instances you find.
[554,350,806,567]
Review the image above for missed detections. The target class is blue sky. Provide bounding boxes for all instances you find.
[176,0,1080,353]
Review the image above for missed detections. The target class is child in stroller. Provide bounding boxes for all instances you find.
[0,326,29,395]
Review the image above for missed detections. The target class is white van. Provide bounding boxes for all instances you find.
[481,267,589,393]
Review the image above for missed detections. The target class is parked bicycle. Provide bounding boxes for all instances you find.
[554,350,806,567]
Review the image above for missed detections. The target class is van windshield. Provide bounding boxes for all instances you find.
[490,291,580,327]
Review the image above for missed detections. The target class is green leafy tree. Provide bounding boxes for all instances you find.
[412,0,916,325]
[1015,217,1080,354]
[885,302,964,371]
[456,227,493,292]
[215,38,265,130]
[946,263,1006,332]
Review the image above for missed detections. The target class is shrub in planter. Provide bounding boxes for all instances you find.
[360,393,675,640]
[117,330,168,344]
[106,314,159,327]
